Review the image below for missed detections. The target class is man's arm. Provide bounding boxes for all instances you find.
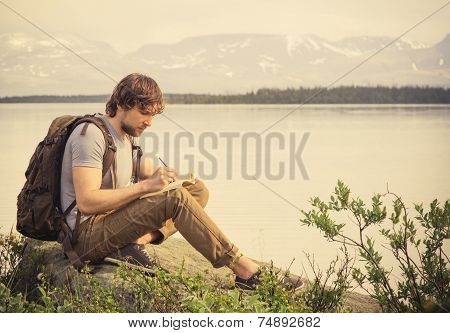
[73,165,177,215]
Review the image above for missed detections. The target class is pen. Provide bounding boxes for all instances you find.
[158,156,168,167]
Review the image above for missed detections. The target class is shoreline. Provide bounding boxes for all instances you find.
[1,86,449,104]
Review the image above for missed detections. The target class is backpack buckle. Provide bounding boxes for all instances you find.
[108,144,117,152]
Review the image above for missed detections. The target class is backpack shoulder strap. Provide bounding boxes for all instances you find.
[74,116,117,179]
[126,135,143,183]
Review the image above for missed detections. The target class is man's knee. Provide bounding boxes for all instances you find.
[170,186,191,205]
[168,181,209,213]
[188,180,209,208]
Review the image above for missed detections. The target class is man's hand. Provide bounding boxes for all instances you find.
[138,167,178,193]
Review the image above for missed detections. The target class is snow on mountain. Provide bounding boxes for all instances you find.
[0,32,448,95]
[0,32,124,95]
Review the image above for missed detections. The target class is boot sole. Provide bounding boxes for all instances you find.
[104,256,156,276]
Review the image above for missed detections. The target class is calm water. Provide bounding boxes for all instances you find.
[0,103,449,277]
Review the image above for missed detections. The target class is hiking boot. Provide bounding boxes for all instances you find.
[235,271,305,292]
[279,274,305,292]
[105,243,156,268]
[235,271,262,291]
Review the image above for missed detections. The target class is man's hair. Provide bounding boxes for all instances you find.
[105,73,164,117]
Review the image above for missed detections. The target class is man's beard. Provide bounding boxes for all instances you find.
[121,121,140,137]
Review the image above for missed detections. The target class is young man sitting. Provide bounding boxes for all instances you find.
[60,73,303,291]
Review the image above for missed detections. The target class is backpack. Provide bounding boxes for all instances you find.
[16,114,142,269]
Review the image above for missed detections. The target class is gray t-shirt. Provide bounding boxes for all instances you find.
[60,115,133,230]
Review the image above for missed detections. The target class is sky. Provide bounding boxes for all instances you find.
[1,0,449,53]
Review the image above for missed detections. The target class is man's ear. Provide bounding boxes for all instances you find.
[114,105,127,118]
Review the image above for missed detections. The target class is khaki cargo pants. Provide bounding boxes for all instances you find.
[73,180,239,268]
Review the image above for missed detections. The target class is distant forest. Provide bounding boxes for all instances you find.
[1,86,449,104]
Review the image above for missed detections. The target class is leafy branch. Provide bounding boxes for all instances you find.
[300,180,449,312]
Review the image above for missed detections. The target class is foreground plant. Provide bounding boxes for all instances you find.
[302,246,354,312]
[0,233,313,313]
[0,230,26,288]
[300,180,449,312]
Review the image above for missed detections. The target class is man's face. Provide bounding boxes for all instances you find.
[119,105,155,137]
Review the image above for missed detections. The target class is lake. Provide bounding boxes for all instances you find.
[0,103,449,278]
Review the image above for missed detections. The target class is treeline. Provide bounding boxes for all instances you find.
[0,94,109,103]
[1,86,449,104]
[166,86,450,104]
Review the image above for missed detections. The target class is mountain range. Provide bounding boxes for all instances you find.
[1,32,449,96]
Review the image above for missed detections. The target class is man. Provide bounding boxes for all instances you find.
[60,73,302,291]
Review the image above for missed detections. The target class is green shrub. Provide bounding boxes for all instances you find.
[302,246,354,312]
[0,231,47,302]
[0,282,44,312]
[300,180,450,312]
[0,230,26,289]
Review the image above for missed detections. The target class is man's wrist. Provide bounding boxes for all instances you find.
[133,181,148,197]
